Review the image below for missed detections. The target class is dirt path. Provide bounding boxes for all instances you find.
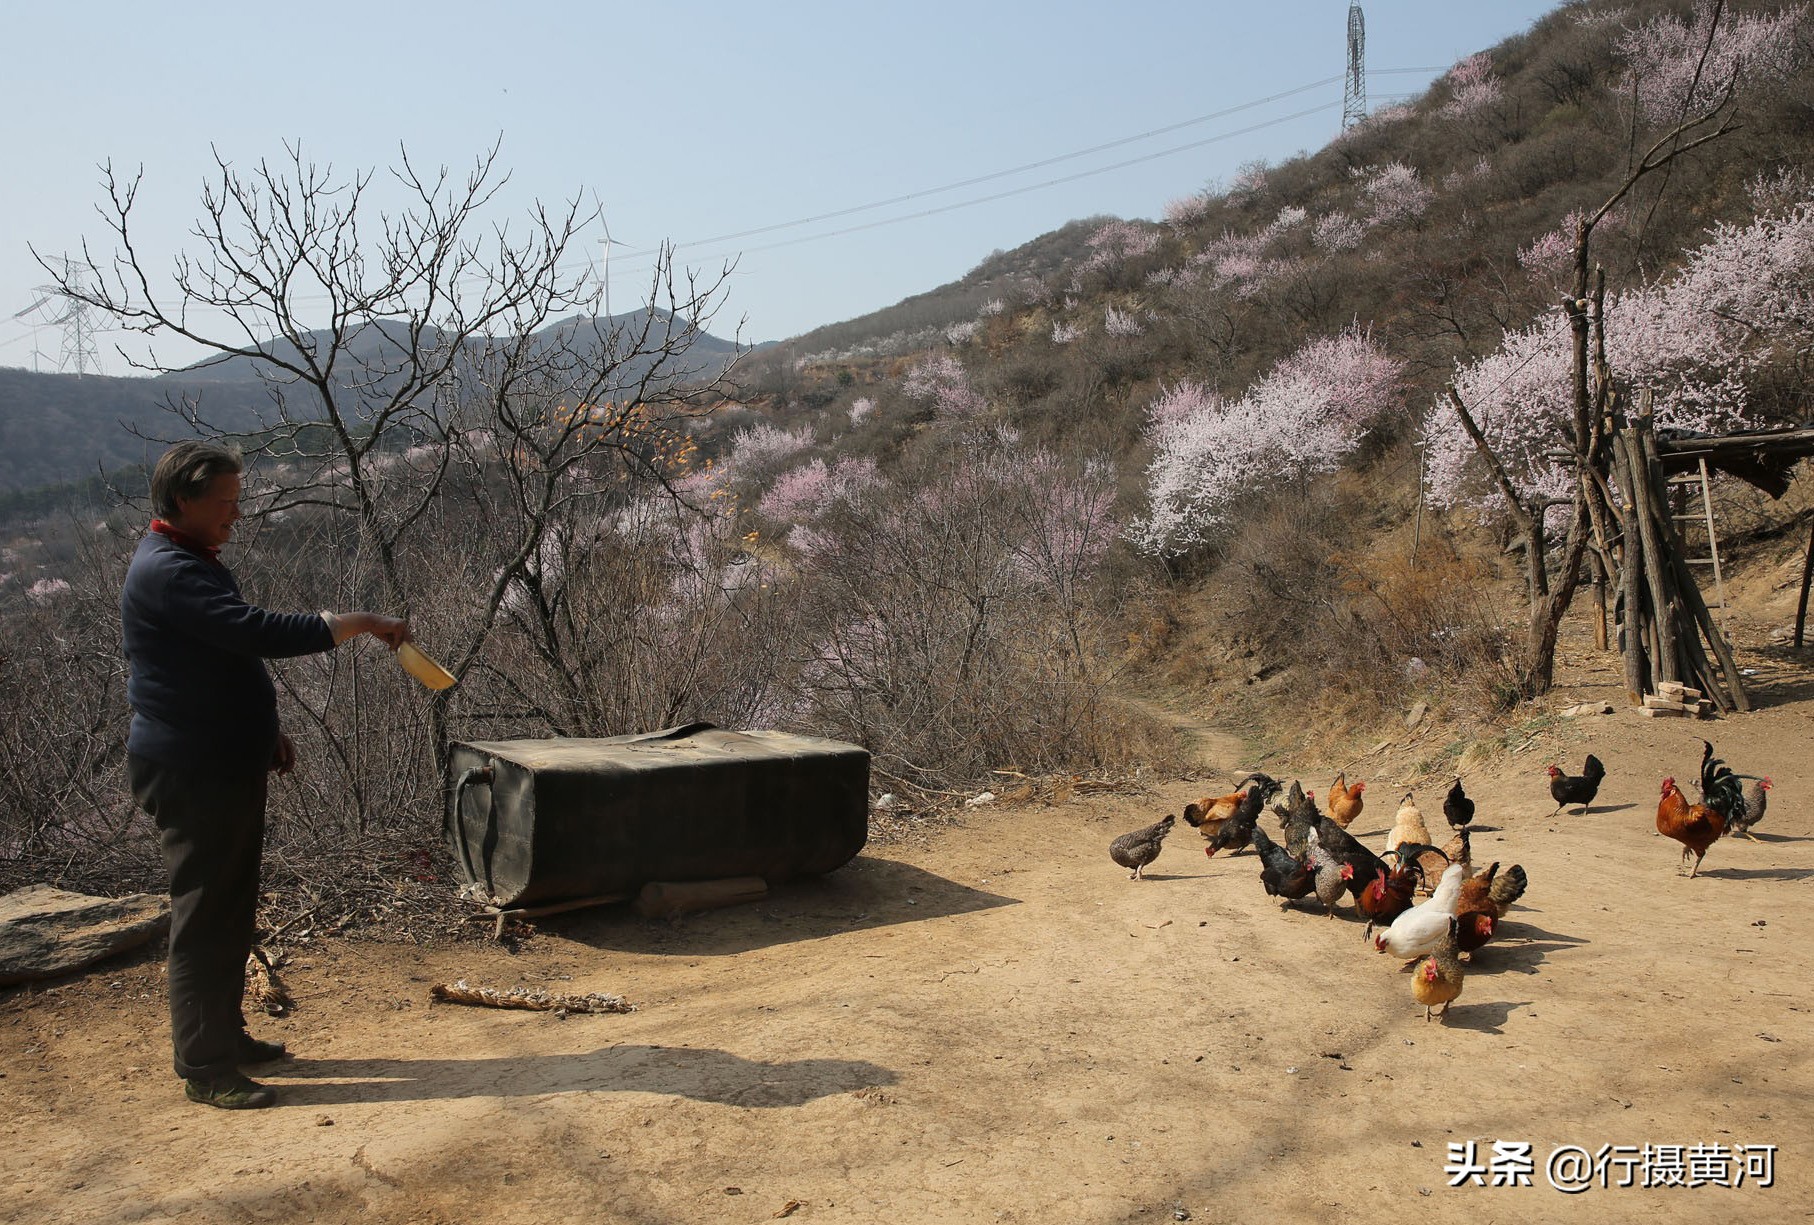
[1113,691,1252,776]
[5,654,1813,1224]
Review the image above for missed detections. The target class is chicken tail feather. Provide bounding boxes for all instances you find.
[1489,863,1528,911]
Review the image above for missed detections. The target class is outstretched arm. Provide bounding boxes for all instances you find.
[322,611,411,648]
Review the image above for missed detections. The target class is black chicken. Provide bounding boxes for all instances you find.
[1443,777,1476,831]
[1313,813,1388,901]
[1250,825,1315,907]
[1205,786,1266,858]
[1110,813,1175,879]
[1236,771,1284,806]
[1546,753,1606,816]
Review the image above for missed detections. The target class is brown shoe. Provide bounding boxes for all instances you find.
[184,1072,276,1110]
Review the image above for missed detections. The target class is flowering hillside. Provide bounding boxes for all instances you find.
[723,0,1814,720]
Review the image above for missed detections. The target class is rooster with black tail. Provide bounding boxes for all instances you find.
[1698,740,1748,829]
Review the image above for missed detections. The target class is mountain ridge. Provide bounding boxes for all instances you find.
[0,309,746,495]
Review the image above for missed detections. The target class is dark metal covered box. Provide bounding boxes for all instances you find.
[445,723,870,908]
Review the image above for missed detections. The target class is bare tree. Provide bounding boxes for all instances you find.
[44,141,742,816]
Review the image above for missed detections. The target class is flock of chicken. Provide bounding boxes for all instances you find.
[1108,739,1774,1023]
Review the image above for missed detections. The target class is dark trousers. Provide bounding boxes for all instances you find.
[128,754,267,1082]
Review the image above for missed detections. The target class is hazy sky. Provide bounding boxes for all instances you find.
[2,1,1565,374]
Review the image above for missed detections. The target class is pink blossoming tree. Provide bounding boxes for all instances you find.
[1424,198,1814,513]
[1617,1,1806,126]
[1440,53,1505,117]
[1359,162,1433,227]
[759,456,881,523]
[1103,306,1145,337]
[1077,219,1161,286]
[1132,329,1406,556]
[727,422,814,478]
[1312,212,1365,254]
[1165,193,1214,228]
[902,353,987,418]
[1517,217,1583,290]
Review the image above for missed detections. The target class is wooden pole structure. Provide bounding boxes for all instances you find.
[1639,423,1750,712]
[1411,440,1426,565]
[1797,514,1814,649]
[1603,392,1754,714]
[1626,399,1681,685]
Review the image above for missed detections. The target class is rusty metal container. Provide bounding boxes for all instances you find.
[445,723,870,908]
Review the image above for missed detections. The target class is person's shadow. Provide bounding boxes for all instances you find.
[272,1045,895,1108]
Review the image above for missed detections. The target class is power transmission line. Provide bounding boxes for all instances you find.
[596,69,1449,277]
[650,100,1342,271]
[678,75,1345,251]
[3,63,1461,347]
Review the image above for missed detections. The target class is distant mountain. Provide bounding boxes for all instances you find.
[158,309,743,386]
[0,310,746,496]
[0,367,258,497]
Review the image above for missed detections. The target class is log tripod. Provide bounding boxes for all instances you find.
[1604,393,1749,714]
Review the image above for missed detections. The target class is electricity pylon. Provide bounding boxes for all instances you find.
[1343,4,1367,130]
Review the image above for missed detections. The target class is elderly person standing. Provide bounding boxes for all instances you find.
[122,441,409,1110]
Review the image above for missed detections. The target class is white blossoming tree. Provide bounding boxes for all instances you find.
[1131,329,1406,558]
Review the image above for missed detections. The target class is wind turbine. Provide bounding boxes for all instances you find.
[599,221,630,322]
[11,294,55,371]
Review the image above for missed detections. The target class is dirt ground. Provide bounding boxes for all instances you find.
[4,614,1813,1225]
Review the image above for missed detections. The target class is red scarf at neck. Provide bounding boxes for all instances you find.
[149,519,222,563]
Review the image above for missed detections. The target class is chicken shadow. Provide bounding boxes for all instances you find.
[1168,851,1266,879]
[1467,920,1586,975]
[1693,865,1814,882]
[546,857,1017,957]
[269,1044,896,1108]
[1441,999,1534,1034]
[1740,831,1811,845]
[1570,802,1638,816]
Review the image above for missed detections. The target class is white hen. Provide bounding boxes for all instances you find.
[1373,862,1467,960]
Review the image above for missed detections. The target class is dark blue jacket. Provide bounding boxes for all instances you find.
[121,533,335,773]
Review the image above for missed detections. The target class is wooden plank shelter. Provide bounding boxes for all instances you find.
[1653,424,1814,496]
[1605,402,1814,711]
[1654,422,1814,650]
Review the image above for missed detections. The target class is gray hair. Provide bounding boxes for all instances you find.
[149,442,243,519]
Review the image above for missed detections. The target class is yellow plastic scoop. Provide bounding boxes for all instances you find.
[397,641,457,691]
